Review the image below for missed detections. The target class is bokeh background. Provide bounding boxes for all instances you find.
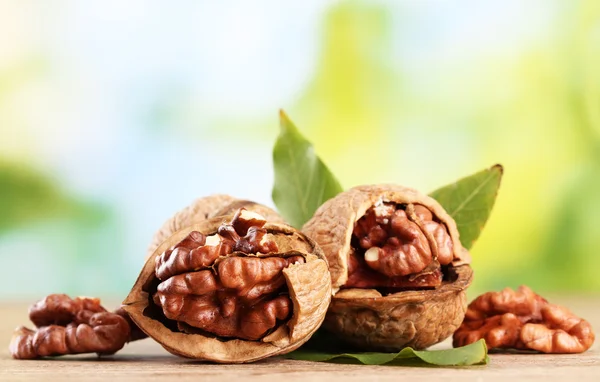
[1,0,599,301]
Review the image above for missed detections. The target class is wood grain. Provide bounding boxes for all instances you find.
[1,297,599,381]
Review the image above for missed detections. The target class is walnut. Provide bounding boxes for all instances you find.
[9,295,130,359]
[124,205,331,363]
[453,286,595,353]
[303,184,472,351]
[9,198,329,363]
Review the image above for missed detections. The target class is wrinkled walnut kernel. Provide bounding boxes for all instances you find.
[152,209,305,341]
[155,209,278,281]
[348,202,453,289]
[10,295,130,359]
[346,249,443,289]
[453,286,595,353]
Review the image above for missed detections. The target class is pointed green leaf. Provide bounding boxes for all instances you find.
[284,339,488,366]
[429,164,503,250]
[272,110,343,228]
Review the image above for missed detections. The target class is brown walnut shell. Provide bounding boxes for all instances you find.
[124,213,331,363]
[303,184,473,351]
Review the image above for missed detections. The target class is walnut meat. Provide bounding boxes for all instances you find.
[303,184,472,351]
[10,295,130,359]
[148,195,286,258]
[453,286,595,353]
[124,206,331,363]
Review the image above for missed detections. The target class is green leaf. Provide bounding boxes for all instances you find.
[272,110,343,228]
[429,164,503,250]
[284,339,488,366]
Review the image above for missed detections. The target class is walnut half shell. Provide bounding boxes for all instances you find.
[125,199,331,363]
[303,184,473,351]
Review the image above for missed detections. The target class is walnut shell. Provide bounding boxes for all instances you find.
[147,195,286,259]
[326,265,472,351]
[124,214,331,363]
[303,184,473,351]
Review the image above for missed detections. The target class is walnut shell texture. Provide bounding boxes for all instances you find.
[325,265,472,351]
[125,213,331,363]
[302,184,473,351]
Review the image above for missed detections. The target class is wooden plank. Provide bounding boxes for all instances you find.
[1,297,599,381]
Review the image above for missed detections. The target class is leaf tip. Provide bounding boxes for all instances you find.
[279,108,288,120]
[279,109,294,132]
[491,163,504,175]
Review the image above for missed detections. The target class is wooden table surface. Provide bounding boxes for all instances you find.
[1,297,599,381]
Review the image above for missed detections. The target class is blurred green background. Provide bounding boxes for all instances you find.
[1,0,599,300]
